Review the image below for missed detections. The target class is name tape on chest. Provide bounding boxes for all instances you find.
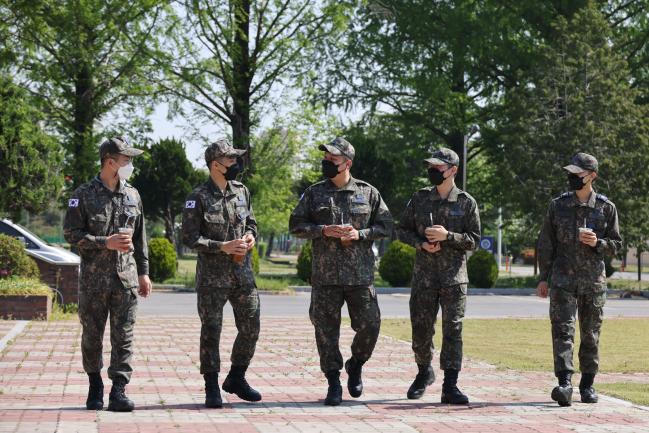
[352,194,366,204]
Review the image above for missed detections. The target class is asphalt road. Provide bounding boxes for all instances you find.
[138,291,649,318]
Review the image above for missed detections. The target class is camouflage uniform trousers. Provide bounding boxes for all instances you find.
[197,285,260,374]
[78,275,138,383]
[309,284,381,373]
[410,284,467,370]
[550,286,606,376]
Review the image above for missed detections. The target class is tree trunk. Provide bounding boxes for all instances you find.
[69,63,96,189]
[231,0,253,177]
[163,206,175,247]
[266,231,275,257]
[638,246,643,283]
[446,131,465,189]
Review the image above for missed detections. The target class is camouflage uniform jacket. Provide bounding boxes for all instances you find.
[182,179,257,289]
[397,185,480,287]
[538,191,621,292]
[63,176,148,290]
[289,177,393,286]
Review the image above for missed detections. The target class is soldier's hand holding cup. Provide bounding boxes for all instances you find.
[579,226,597,247]
[106,231,132,253]
[425,225,448,243]
[222,239,249,257]
[322,225,346,238]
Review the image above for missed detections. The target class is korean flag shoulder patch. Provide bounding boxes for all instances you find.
[68,199,79,208]
[185,200,196,209]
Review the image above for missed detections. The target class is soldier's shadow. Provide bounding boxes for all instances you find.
[376,400,556,410]
[137,399,556,411]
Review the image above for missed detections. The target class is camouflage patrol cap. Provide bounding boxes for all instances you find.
[318,137,355,160]
[424,147,460,166]
[99,136,144,159]
[204,138,246,165]
[563,152,598,173]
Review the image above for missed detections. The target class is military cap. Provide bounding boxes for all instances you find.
[318,137,355,160]
[205,138,246,165]
[423,147,460,166]
[99,136,144,159]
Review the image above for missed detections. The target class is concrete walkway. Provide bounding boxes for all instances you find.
[1,317,648,433]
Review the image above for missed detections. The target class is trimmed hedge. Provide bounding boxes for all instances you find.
[0,234,40,279]
[149,237,177,282]
[378,240,416,287]
[468,249,499,288]
[296,241,312,283]
[0,277,52,297]
[257,242,268,259]
[251,245,260,274]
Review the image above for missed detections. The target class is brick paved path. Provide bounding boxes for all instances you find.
[1,317,648,433]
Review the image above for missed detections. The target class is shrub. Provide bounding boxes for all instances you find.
[257,242,267,259]
[468,249,499,288]
[0,277,51,296]
[296,241,312,283]
[0,234,40,279]
[378,240,416,287]
[251,245,260,275]
[148,237,177,282]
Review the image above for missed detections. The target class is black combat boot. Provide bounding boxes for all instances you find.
[407,364,435,399]
[551,370,573,407]
[203,372,223,408]
[441,369,469,405]
[324,370,343,406]
[107,377,135,412]
[222,365,262,402]
[86,372,104,410]
[344,357,365,398]
[579,373,598,404]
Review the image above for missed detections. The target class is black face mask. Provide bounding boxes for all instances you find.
[428,167,448,186]
[567,173,587,191]
[322,159,343,178]
[216,161,240,180]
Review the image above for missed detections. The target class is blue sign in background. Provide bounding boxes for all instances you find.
[480,236,494,253]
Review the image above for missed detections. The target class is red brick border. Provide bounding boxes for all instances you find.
[0,295,51,320]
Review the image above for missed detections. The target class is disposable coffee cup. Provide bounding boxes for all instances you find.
[578,227,593,243]
[118,227,133,237]
[118,227,134,252]
[578,227,593,235]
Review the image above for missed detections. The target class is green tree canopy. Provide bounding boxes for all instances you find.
[0,76,63,220]
[8,0,168,189]
[131,137,207,247]
[481,3,649,250]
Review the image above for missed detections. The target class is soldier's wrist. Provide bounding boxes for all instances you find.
[210,240,224,251]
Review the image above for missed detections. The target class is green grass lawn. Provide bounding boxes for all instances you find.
[597,382,649,406]
[162,257,304,292]
[608,279,649,291]
[380,317,649,405]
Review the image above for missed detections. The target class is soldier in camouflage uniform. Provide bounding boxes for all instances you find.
[537,153,621,407]
[289,137,393,406]
[397,148,480,405]
[63,137,152,412]
[182,138,261,408]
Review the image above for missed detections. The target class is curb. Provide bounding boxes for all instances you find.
[289,286,649,297]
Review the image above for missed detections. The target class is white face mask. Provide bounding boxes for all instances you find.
[117,162,134,181]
